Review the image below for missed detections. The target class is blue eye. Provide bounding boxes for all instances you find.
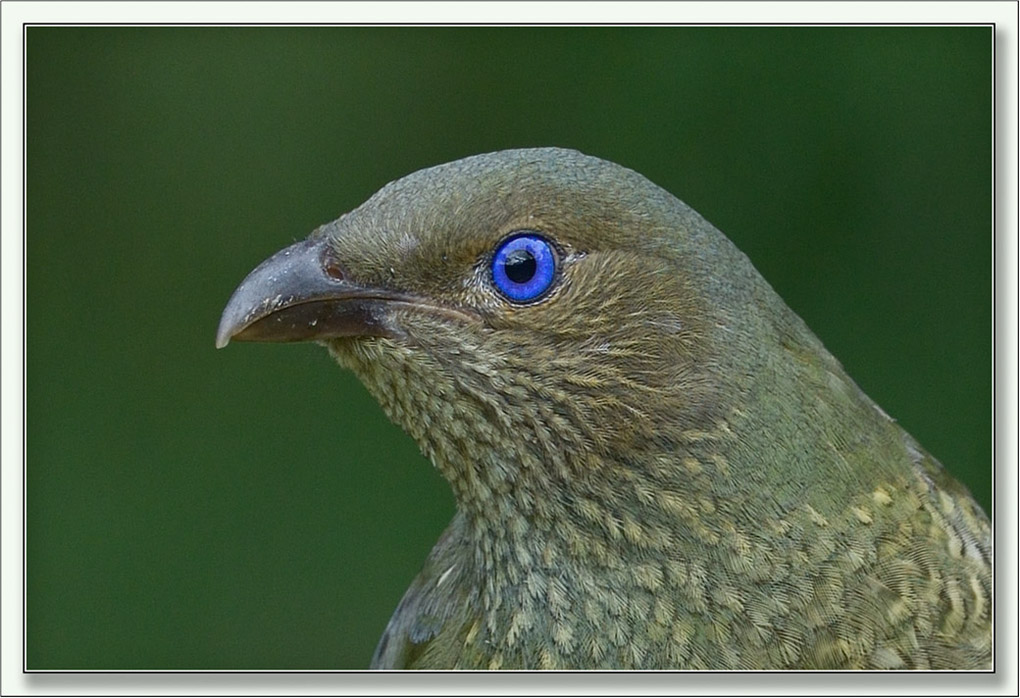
[491,233,557,303]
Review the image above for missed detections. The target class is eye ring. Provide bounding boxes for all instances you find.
[490,232,558,303]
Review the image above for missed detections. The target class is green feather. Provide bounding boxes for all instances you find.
[221,148,991,669]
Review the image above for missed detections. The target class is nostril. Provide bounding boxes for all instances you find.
[321,249,347,281]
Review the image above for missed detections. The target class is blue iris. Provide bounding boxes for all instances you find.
[491,233,557,303]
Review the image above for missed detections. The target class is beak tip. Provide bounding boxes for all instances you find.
[215,314,237,349]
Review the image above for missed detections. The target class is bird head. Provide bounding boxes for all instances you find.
[218,148,991,670]
[217,148,859,545]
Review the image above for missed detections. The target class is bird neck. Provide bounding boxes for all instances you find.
[328,336,739,571]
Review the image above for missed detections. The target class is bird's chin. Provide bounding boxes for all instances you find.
[321,334,369,356]
[321,334,405,370]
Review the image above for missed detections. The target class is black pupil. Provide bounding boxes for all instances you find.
[505,249,537,283]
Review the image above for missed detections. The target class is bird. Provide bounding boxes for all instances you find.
[216,147,991,670]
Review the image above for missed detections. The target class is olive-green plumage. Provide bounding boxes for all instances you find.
[218,148,991,669]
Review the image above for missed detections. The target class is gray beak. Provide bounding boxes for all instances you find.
[216,236,396,348]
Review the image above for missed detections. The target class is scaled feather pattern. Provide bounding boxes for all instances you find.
[218,148,991,670]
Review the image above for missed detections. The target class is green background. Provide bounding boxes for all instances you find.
[26,27,992,669]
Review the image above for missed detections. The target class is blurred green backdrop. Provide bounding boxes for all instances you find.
[26,27,991,669]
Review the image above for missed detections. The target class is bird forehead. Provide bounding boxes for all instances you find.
[312,148,721,303]
[329,156,676,258]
